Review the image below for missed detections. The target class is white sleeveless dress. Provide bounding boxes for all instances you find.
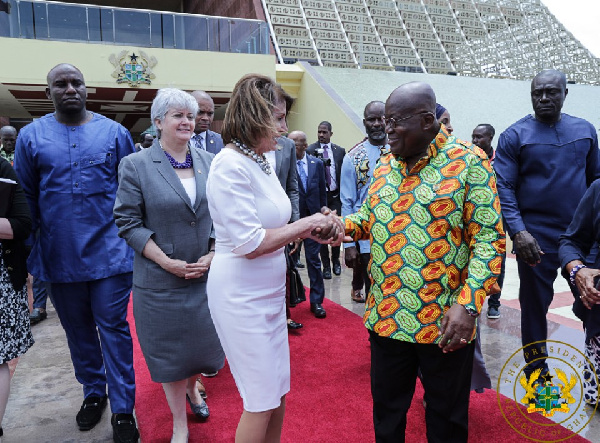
[207,148,292,412]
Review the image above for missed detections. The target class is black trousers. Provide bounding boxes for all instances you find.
[321,190,341,266]
[488,253,505,309]
[351,251,371,295]
[369,331,474,443]
[517,252,570,376]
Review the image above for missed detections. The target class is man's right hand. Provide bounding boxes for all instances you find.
[513,230,543,266]
[345,246,358,268]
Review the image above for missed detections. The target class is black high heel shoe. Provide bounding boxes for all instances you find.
[186,394,209,421]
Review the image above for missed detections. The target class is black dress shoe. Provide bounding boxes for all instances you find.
[76,395,108,431]
[186,394,210,421]
[287,319,303,330]
[310,303,327,318]
[295,261,305,268]
[111,413,140,443]
[322,268,332,279]
[332,262,342,275]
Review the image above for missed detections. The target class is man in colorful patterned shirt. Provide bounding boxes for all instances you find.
[342,82,505,442]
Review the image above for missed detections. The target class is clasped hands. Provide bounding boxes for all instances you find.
[164,252,214,280]
[305,207,346,246]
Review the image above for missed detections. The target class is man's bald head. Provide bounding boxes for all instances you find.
[191,90,214,103]
[288,130,306,141]
[0,126,17,137]
[0,125,17,154]
[288,130,308,160]
[47,63,83,86]
[191,90,215,134]
[530,69,568,124]
[385,82,439,163]
[386,82,437,116]
[532,69,567,89]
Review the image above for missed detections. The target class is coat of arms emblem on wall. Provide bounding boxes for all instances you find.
[110,50,157,87]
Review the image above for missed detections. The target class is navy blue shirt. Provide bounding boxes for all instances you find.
[14,112,135,282]
[495,113,600,253]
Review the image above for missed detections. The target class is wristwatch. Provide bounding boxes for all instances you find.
[463,305,479,318]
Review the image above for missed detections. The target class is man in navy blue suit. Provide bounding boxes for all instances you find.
[289,130,328,319]
[191,90,224,155]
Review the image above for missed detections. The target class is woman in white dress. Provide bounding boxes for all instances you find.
[206,74,343,442]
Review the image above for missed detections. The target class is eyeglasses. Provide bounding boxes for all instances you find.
[384,111,433,129]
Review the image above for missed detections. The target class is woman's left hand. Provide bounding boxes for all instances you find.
[575,267,600,309]
[184,253,213,279]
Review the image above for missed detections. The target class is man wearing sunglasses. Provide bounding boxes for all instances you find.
[342,82,505,442]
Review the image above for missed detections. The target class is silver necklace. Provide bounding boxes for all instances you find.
[233,139,272,175]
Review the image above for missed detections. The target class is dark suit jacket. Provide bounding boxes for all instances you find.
[0,157,32,290]
[298,154,327,217]
[114,140,214,289]
[204,130,224,155]
[191,130,224,155]
[307,142,346,193]
[275,136,300,222]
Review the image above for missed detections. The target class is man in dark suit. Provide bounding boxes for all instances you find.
[307,121,346,279]
[290,130,328,319]
[272,136,300,223]
[190,90,224,155]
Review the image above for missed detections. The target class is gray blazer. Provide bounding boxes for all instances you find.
[275,136,300,222]
[114,140,214,290]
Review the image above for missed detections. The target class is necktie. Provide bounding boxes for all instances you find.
[322,145,332,187]
[297,159,307,190]
[195,134,205,150]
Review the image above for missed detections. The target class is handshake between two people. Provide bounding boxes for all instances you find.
[301,207,349,247]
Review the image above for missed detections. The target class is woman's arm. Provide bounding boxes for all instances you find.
[246,212,342,259]
[0,218,13,239]
[0,158,32,240]
[208,155,343,261]
[560,181,600,308]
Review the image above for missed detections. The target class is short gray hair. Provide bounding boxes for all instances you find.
[151,88,198,123]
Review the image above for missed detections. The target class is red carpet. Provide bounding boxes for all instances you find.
[129,293,591,442]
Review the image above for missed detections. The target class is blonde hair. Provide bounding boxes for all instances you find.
[221,74,285,148]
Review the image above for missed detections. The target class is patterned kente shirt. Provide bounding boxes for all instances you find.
[343,126,505,344]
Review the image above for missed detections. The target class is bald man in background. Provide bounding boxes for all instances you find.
[190,90,224,154]
[0,125,17,164]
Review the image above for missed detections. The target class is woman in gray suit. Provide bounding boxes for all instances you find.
[114,88,224,443]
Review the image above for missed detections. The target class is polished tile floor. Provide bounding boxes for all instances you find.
[3,254,599,442]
